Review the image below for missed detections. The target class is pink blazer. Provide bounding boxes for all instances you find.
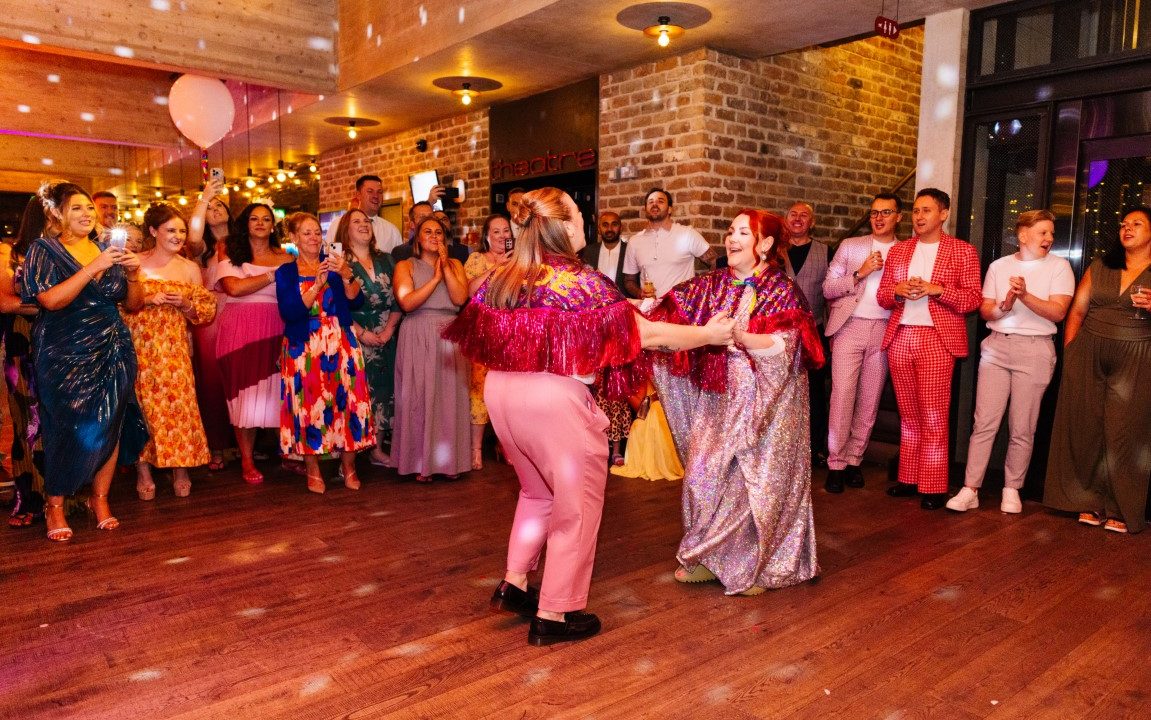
[876,233,982,358]
[823,234,881,337]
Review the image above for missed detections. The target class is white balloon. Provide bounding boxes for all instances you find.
[168,75,235,149]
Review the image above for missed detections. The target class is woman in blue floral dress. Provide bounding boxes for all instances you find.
[275,212,375,494]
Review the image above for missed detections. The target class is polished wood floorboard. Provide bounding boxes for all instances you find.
[2,459,1148,719]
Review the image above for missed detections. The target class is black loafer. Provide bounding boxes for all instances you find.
[887,483,918,498]
[920,493,948,510]
[528,611,601,646]
[845,465,865,488]
[490,581,539,618]
[824,469,845,494]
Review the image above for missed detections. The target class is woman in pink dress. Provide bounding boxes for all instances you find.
[214,203,294,484]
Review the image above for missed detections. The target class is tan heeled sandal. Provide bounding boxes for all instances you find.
[173,475,192,498]
[136,477,156,501]
[306,472,326,494]
[45,502,73,542]
[85,493,120,530]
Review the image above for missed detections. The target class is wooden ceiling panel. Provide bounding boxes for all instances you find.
[337,0,560,90]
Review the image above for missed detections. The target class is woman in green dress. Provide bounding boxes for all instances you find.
[343,209,401,467]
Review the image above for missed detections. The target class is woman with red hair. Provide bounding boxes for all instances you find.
[649,209,824,595]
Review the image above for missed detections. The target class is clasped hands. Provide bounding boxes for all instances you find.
[148,290,193,312]
[895,276,942,301]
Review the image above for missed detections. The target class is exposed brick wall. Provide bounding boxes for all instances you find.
[598,29,924,246]
[318,111,490,240]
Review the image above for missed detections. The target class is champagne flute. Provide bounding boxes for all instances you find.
[641,266,656,299]
[1133,283,1147,319]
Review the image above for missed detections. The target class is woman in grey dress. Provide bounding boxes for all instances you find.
[391,216,471,481]
[1044,206,1151,534]
[648,209,824,595]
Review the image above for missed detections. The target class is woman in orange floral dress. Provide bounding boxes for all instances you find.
[124,203,217,499]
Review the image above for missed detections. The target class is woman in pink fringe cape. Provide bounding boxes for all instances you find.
[444,187,734,646]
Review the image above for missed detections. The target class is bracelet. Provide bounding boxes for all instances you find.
[80,267,96,283]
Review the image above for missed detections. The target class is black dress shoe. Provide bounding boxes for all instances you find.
[887,482,918,498]
[490,581,539,618]
[845,465,865,488]
[920,493,948,510]
[528,611,601,646]
[824,469,845,494]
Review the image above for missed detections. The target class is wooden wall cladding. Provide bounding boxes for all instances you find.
[0,0,339,93]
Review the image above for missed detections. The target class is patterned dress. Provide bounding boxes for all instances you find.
[279,274,376,455]
[349,253,397,442]
[123,276,217,468]
[462,251,495,425]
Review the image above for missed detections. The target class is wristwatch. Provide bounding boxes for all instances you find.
[852,270,860,281]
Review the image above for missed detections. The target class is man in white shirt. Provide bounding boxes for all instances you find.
[581,211,626,286]
[326,174,403,254]
[822,193,902,493]
[622,188,716,299]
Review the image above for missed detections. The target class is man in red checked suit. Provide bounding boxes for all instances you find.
[877,188,982,510]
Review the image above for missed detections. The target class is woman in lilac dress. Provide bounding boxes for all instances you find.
[391,216,471,481]
[650,209,824,595]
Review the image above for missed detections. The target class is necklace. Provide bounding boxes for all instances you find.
[298,256,321,275]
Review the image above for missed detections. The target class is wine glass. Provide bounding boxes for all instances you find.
[1133,283,1147,319]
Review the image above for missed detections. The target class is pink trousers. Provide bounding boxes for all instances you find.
[888,326,955,494]
[827,317,889,470]
[485,371,609,613]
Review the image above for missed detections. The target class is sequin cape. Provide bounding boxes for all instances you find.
[647,265,825,393]
[443,254,645,399]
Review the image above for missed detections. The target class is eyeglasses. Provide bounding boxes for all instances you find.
[869,209,897,218]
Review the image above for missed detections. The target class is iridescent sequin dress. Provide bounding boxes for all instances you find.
[649,266,824,593]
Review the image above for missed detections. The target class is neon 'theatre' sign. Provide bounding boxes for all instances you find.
[491,148,597,181]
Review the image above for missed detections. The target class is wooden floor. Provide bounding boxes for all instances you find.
[2,457,1149,720]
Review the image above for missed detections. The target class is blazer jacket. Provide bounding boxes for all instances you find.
[876,233,982,357]
[581,240,628,287]
[785,239,829,327]
[823,234,889,337]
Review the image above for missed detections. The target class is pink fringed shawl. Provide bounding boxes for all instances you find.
[646,265,825,393]
[443,255,646,399]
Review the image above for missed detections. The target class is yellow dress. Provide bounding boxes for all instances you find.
[123,277,217,468]
[463,252,495,425]
[612,397,684,481]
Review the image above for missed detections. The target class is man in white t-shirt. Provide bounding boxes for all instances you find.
[947,209,1074,514]
[325,174,403,254]
[822,193,902,493]
[621,188,716,299]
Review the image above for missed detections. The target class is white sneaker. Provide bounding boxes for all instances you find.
[946,486,979,512]
[1000,487,1022,514]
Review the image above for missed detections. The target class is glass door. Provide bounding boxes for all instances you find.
[1073,135,1151,272]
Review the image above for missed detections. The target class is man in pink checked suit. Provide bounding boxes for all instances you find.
[877,188,982,510]
[822,193,903,493]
